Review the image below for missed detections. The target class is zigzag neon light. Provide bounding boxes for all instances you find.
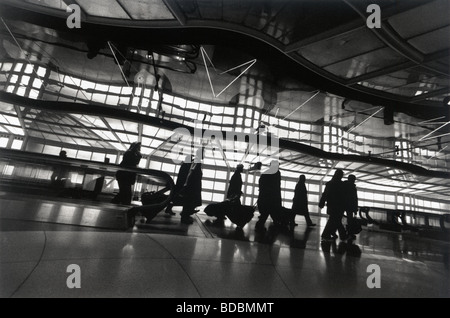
[200,46,256,98]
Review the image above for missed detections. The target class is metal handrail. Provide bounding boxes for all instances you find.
[0,148,175,202]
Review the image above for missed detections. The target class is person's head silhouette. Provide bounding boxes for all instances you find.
[332,169,344,181]
[348,174,356,184]
[130,142,141,152]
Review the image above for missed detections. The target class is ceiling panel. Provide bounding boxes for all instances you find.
[117,0,174,20]
[23,0,67,10]
[195,0,224,20]
[75,0,131,19]
[297,27,384,67]
[221,0,253,25]
[388,0,449,39]
[407,26,450,54]
[358,65,449,97]
[267,0,359,46]
[324,47,407,79]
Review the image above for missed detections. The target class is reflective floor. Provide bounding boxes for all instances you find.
[1,195,449,298]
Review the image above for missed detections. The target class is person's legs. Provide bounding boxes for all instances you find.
[180,200,196,224]
[165,190,182,215]
[289,211,297,231]
[122,182,133,205]
[164,202,175,215]
[304,211,316,226]
[345,211,357,239]
[111,193,121,203]
[329,211,347,239]
[114,179,129,204]
[337,216,347,239]
[322,210,340,240]
[256,203,270,230]
[321,217,334,239]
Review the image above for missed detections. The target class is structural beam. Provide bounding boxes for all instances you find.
[162,0,186,26]
[410,87,450,103]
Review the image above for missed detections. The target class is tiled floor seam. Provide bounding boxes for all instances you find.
[144,233,203,297]
[194,214,215,238]
[268,244,295,298]
[9,230,47,298]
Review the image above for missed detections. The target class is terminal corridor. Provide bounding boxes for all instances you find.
[0,0,449,299]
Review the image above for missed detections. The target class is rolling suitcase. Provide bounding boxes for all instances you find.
[270,206,292,226]
[126,190,170,227]
[204,197,256,228]
[346,217,363,235]
[226,204,255,228]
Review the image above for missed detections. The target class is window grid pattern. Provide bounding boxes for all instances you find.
[1,60,447,170]
[0,61,449,214]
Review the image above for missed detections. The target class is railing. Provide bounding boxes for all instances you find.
[0,148,174,207]
[357,207,370,226]
[359,206,450,241]
[400,210,442,232]
[439,214,450,233]
[360,206,403,232]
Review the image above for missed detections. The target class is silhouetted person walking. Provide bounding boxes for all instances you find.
[113,142,142,205]
[343,174,358,239]
[180,148,203,224]
[165,154,192,216]
[255,160,282,231]
[50,150,73,198]
[291,175,316,228]
[51,150,69,188]
[319,169,346,241]
[211,163,245,227]
[227,164,244,200]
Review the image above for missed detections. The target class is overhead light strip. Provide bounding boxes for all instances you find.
[199,46,256,98]
[426,146,448,162]
[340,107,383,142]
[420,131,450,142]
[418,121,450,142]
[282,90,320,120]
[418,116,446,125]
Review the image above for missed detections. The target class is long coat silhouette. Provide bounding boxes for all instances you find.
[292,175,315,226]
[256,160,282,229]
[183,162,203,208]
[227,164,243,200]
[180,148,204,224]
[175,161,191,201]
[292,178,308,213]
[343,175,359,236]
[164,156,192,215]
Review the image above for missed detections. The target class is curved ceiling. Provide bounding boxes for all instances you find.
[0,0,448,121]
